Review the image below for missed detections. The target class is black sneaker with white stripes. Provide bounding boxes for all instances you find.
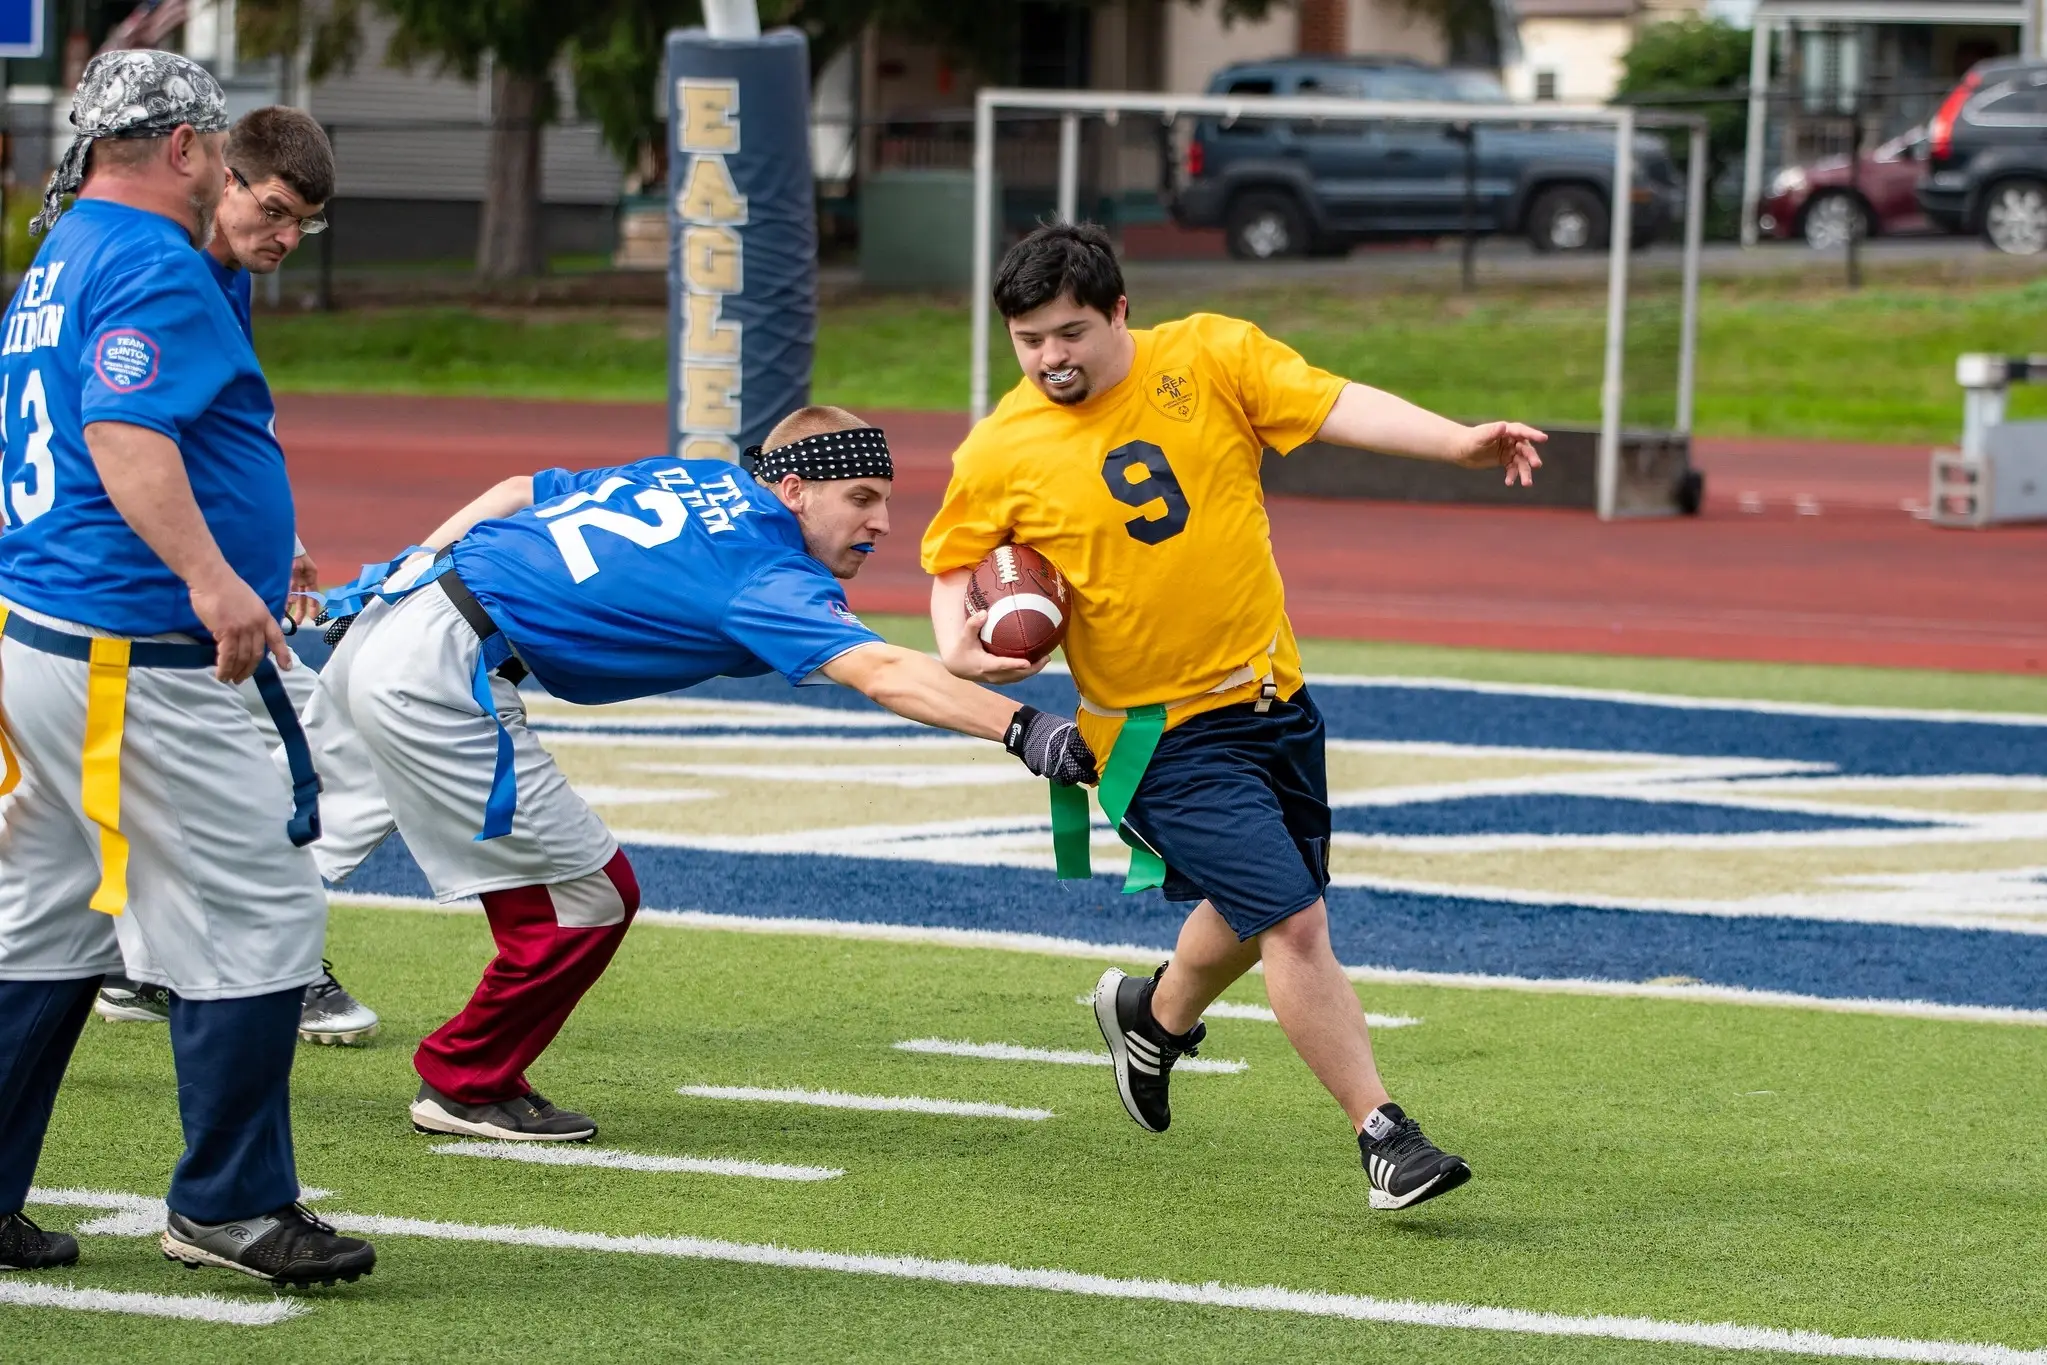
[1360,1102,1472,1210]
[1092,964,1206,1133]
[162,1203,374,1288]
[0,1212,79,1271]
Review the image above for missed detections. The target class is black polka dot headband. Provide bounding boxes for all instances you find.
[744,427,893,484]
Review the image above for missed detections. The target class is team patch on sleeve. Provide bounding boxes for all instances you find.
[830,601,864,627]
[93,328,160,392]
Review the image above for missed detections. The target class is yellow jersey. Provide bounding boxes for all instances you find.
[921,312,1347,758]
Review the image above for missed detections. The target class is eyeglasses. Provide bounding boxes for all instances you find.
[229,167,328,235]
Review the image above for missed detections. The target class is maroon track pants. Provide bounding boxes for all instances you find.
[414,850,639,1104]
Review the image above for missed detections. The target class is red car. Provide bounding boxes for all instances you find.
[1757,128,1934,248]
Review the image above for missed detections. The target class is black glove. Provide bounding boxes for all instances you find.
[1004,706,1098,786]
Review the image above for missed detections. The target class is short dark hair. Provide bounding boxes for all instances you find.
[226,107,335,206]
[992,222,1125,321]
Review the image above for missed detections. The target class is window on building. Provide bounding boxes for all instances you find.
[1534,70,1558,102]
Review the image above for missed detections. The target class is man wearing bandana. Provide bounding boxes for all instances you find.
[0,52,376,1286]
[303,405,1097,1141]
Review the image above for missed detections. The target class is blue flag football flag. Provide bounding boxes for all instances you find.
[667,27,818,463]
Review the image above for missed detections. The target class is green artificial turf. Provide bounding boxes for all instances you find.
[252,275,2047,445]
[13,905,2046,1362]
[856,612,2047,716]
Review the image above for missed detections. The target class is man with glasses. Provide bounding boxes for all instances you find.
[91,108,382,1047]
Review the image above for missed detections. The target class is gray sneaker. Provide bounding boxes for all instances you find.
[300,960,379,1046]
[161,1203,374,1288]
[409,1080,597,1142]
[95,974,171,1024]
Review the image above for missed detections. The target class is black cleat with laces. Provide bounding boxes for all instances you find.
[0,1212,80,1271]
[162,1202,374,1288]
[1093,964,1207,1133]
[1360,1102,1472,1210]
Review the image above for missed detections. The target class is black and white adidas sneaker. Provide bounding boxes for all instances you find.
[1360,1102,1472,1210]
[1093,964,1206,1133]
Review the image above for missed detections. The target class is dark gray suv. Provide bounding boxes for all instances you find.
[1918,57,2047,254]
[1172,56,1681,258]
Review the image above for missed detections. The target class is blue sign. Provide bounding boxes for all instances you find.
[666,27,818,462]
[0,0,43,58]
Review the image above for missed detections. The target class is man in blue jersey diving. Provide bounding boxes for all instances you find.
[309,405,1095,1142]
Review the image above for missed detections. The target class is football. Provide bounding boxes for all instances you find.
[965,544,1070,663]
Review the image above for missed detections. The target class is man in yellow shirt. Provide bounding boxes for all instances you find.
[922,223,1542,1211]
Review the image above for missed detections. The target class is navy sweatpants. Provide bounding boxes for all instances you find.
[0,979,302,1223]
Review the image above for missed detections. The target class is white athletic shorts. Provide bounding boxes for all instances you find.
[244,644,399,886]
[307,573,616,902]
[0,598,327,999]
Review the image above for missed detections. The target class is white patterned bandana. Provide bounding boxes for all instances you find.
[32,49,230,235]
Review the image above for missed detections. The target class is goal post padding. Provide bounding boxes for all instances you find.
[667,27,817,462]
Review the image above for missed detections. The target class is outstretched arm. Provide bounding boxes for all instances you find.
[820,642,1094,784]
[1316,382,1546,487]
[421,476,535,553]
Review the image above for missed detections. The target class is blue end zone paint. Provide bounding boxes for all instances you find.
[1329,794,1930,838]
[321,657,2047,1012]
[677,673,2047,778]
[343,835,2047,1010]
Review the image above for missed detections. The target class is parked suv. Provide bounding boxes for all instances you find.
[1172,56,1682,258]
[1918,57,2047,254]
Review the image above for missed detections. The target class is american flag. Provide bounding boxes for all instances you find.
[98,0,191,55]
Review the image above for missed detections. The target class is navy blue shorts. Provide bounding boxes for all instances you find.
[1119,688,1331,940]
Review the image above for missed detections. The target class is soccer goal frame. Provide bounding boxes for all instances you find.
[966,89,1710,521]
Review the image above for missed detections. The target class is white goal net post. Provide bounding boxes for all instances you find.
[965,89,1709,521]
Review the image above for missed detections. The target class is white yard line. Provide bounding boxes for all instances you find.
[429,1140,842,1182]
[322,1210,2047,1364]
[1077,997,1424,1029]
[678,1085,1052,1121]
[333,898,2047,1029]
[892,1038,1247,1074]
[1301,672,2047,728]
[0,1280,308,1326]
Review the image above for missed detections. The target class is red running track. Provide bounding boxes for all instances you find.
[279,395,2047,674]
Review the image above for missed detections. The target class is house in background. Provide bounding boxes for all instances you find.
[1737,0,2024,243]
[1499,0,1709,104]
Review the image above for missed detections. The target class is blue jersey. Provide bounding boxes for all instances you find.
[204,252,254,340]
[0,200,292,637]
[452,457,884,705]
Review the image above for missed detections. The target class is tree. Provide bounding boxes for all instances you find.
[240,0,1294,276]
[573,0,1289,201]
[242,0,602,278]
[1615,17,1753,192]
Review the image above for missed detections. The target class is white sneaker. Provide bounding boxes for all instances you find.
[299,960,379,1045]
